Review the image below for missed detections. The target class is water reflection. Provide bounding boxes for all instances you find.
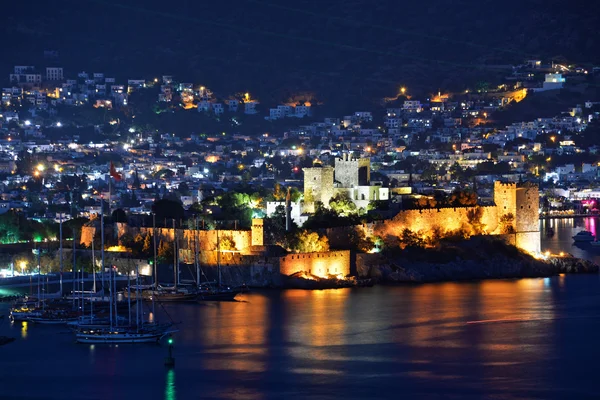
[540,217,600,264]
[199,296,268,375]
[21,321,27,339]
[164,369,176,400]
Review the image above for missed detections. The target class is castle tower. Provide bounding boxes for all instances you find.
[494,181,540,254]
[334,153,370,188]
[303,166,334,213]
[251,218,264,247]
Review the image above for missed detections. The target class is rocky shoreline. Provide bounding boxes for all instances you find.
[357,254,598,284]
[356,239,599,284]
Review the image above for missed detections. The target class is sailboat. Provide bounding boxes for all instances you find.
[196,227,241,302]
[135,217,198,302]
[73,202,175,343]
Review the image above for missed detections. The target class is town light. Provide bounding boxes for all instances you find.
[20,261,26,274]
[400,87,406,95]
[54,164,60,172]
[36,164,45,172]
[56,122,62,127]
[24,120,31,126]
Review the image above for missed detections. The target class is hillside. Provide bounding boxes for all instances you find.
[2,0,598,111]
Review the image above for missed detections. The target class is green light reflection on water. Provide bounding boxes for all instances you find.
[165,368,176,400]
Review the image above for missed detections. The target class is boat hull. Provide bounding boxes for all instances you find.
[197,291,240,301]
[75,332,163,344]
[29,318,78,325]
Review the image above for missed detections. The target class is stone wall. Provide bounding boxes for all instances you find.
[279,250,350,277]
[137,228,253,253]
[516,231,541,254]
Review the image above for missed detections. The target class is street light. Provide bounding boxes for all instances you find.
[20,261,26,275]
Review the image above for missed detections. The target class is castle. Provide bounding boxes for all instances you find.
[357,180,541,254]
[303,154,389,213]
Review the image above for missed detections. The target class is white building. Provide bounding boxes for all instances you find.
[244,100,259,115]
[403,100,422,113]
[227,99,239,112]
[266,201,308,226]
[295,105,311,118]
[212,103,224,114]
[536,73,566,91]
[45,67,64,81]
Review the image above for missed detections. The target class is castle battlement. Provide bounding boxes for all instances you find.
[353,181,541,255]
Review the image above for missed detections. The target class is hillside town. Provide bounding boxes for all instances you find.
[1,55,599,233]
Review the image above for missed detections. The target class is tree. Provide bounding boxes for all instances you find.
[499,213,515,234]
[157,239,174,263]
[178,182,191,196]
[273,183,285,201]
[289,230,330,253]
[449,190,477,207]
[142,233,153,254]
[466,206,485,234]
[112,208,128,223]
[400,228,425,248]
[449,162,465,181]
[219,236,236,251]
[264,205,295,246]
[152,199,185,222]
[416,196,437,209]
[329,192,358,216]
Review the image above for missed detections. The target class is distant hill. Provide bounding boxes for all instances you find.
[2,0,598,111]
[493,82,600,125]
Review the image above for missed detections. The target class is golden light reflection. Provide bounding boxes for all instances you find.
[285,289,349,350]
[21,321,28,339]
[199,294,268,374]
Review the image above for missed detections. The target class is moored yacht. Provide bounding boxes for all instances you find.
[74,323,175,344]
[572,230,595,242]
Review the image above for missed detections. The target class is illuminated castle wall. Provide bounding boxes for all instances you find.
[349,181,540,254]
[81,219,265,254]
[493,181,540,254]
[279,250,351,278]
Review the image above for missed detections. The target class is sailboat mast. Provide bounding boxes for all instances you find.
[36,242,40,303]
[153,213,158,289]
[91,236,96,293]
[152,213,157,319]
[59,213,63,296]
[172,219,177,289]
[113,262,118,327]
[72,229,76,310]
[195,216,199,286]
[100,199,105,291]
[217,229,221,287]
[104,199,111,329]
[127,271,131,326]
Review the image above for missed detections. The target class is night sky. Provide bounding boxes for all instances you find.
[2,0,598,107]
